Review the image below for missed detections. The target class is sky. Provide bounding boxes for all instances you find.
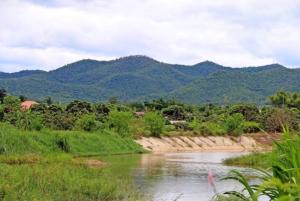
[1,0,300,72]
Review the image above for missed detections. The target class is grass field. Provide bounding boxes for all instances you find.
[0,123,145,201]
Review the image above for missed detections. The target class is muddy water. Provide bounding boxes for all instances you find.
[132,152,257,201]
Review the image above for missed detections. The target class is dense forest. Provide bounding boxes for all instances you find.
[0,55,300,103]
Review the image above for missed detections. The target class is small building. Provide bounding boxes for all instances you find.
[169,120,187,125]
[169,120,188,130]
[21,100,38,111]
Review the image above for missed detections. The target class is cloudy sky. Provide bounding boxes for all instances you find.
[1,0,300,72]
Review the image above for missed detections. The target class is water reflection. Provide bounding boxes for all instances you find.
[134,152,254,201]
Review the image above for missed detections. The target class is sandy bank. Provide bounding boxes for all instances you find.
[136,135,269,153]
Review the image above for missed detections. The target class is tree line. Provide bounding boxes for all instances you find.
[0,89,299,137]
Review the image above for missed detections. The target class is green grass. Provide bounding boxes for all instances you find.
[219,128,300,200]
[0,154,143,201]
[223,152,272,168]
[0,123,145,201]
[0,123,144,155]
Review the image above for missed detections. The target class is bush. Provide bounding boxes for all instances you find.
[66,100,92,116]
[108,110,133,137]
[0,146,6,155]
[164,124,176,132]
[161,105,186,120]
[223,113,245,136]
[0,187,5,201]
[94,103,110,122]
[129,118,145,137]
[263,108,299,132]
[1,96,21,125]
[229,104,259,121]
[75,114,99,132]
[15,111,43,131]
[30,115,44,131]
[55,137,70,153]
[144,112,165,137]
[198,122,226,136]
[45,112,76,130]
[242,121,261,133]
[189,118,202,131]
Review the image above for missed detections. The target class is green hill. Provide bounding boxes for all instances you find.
[0,55,299,104]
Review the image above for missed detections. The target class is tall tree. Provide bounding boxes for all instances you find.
[19,95,27,102]
[45,97,53,106]
[0,89,7,104]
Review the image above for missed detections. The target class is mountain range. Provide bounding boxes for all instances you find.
[0,55,299,104]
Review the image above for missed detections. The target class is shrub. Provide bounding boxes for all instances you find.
[129,118,145,137]
[161,105,186,120]
[242,121,261,133]
[1,96,21,125]
[94,103,110,121]
[198,122,226,136]
[66,100,92,116]
[0,105,4,121]
[45,112,76,130]
[229,104,259,121]
[108,110,133,137]
[15,111,43,131]
[144,112,165,137]
[0,187,5,201]
[75,114,99,132]
[30,115,44,131]
[263,108,298,132]
[164,124,176,132]
[189,118,199,129]
[55,137,70,153]
[0,146,6,155]
[223,113,245,136]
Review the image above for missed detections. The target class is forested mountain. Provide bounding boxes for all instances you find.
[0,70,45,79]
[0,55,299,104]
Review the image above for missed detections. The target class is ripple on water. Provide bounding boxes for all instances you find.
[133,152,258,201]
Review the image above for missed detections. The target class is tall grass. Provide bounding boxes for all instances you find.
[0,154,143,201]
[0,123,144,155]
[223,153,271,168]
[0,123,145,201]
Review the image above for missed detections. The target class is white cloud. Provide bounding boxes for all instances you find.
[0,0,299,72]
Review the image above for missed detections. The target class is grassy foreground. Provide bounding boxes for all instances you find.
[0,123,145,201]
[218,128,300,200]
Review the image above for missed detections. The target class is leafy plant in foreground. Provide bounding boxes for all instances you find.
[218,127,300,200]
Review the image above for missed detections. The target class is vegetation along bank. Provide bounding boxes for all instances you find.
[0,89,300,200]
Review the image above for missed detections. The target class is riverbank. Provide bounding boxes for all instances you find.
[0,123,144,155]
[135,135,271,153]
[0,123,145,201]
[223,152,271,168]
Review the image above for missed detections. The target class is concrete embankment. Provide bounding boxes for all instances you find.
[136,136,267,152]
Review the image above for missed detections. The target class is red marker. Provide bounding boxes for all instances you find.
[208,169,217,194]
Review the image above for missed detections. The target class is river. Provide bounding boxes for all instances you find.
[103,151,260,201]
[132,152,256,201]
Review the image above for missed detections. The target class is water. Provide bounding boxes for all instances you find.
[132,152,256,201]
